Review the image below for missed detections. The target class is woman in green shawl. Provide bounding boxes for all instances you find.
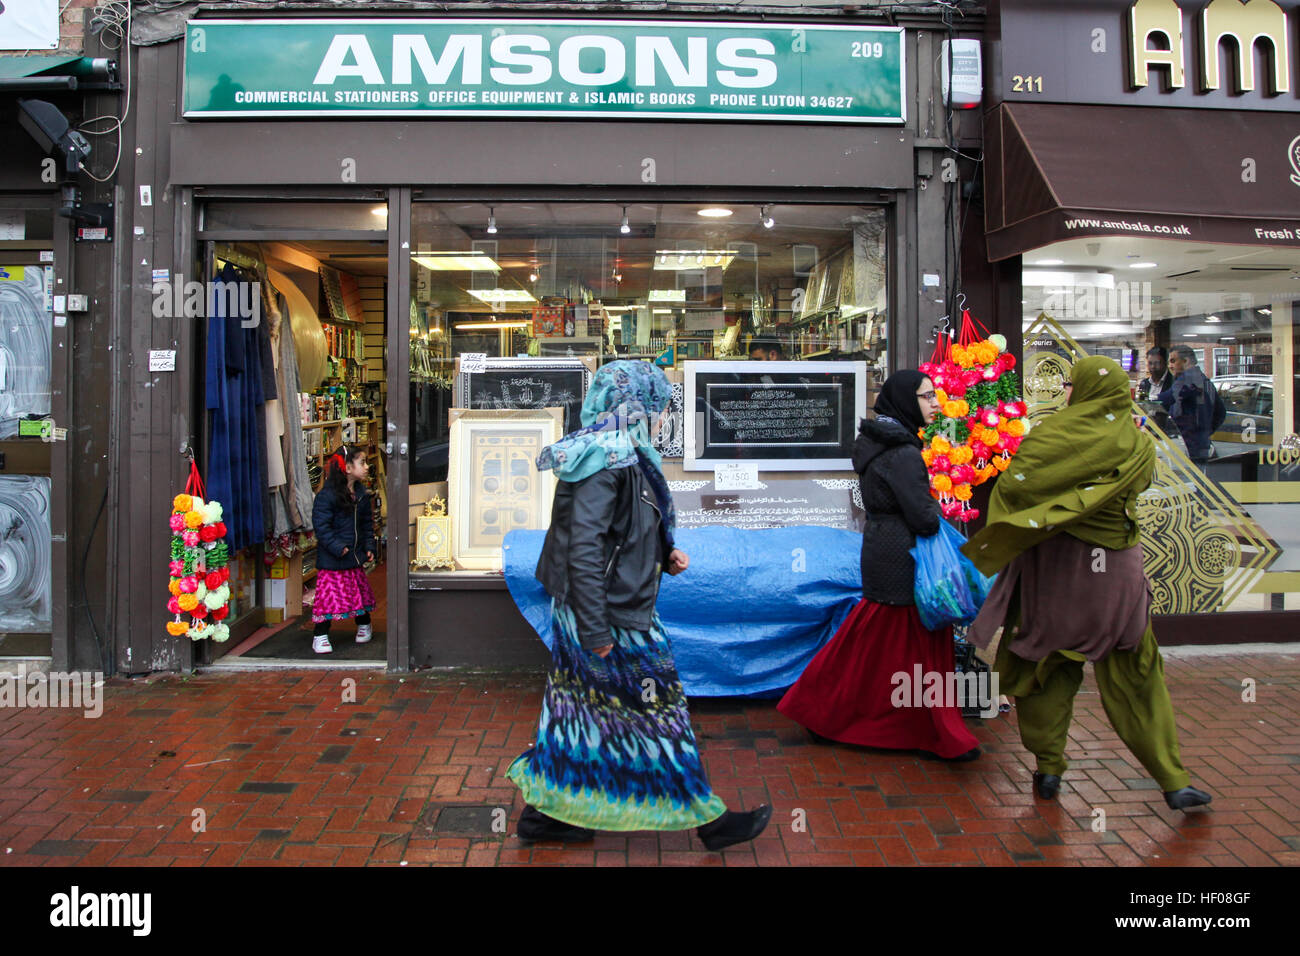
[963,355,1211,812]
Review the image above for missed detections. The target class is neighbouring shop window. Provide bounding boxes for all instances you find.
[407,201,888,572]
[1022,238,1299,615]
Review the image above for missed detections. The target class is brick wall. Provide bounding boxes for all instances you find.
[59,0,99,53]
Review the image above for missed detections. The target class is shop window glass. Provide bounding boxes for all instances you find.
[408,202,888,573]
[1023,239,1300,614]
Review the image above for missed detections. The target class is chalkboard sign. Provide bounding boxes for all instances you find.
[455,358,593,433]
[684,360,867,471]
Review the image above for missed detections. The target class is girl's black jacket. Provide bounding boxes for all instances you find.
[312,483,377,571]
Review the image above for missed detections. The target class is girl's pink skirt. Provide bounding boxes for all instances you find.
[312,567,376,623]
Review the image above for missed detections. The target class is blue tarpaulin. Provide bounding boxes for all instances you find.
[502,526,862,697]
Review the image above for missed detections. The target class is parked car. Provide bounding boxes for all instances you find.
[1211,374,1274,458]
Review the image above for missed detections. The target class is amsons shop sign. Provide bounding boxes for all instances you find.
[182,19,906,122]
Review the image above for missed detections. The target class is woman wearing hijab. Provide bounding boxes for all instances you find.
[507,360,773,851]
[962,355,1211,811]
[777,369,982,760]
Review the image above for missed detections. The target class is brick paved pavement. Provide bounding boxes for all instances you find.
[0,650,1297,867]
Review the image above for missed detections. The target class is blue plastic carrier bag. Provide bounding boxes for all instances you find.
[909,521,995,631]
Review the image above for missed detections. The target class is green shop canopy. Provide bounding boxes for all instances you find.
[0,56,116,89]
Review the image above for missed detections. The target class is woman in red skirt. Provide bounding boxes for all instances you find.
[778,369,980,761]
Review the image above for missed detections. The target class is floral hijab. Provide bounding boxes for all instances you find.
[536,360,677,540]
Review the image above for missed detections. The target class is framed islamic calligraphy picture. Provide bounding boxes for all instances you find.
[684,360,867,472]
[447,408,564,571]
[454,357,594,433]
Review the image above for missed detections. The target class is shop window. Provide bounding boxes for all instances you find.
[408,202,888,573]
[1023,238,1299,615]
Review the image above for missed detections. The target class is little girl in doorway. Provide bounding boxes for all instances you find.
[310,444,378,654]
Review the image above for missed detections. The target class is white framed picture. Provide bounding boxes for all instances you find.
[684,360,867,472]
[447,408,564,571]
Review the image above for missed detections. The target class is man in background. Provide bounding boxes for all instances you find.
[1136,346,1175,434]
[1158,346,1226,466]
[1136,347,1173,402]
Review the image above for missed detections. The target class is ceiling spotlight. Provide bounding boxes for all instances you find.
[760,205,775,229]
[620,207,630,235]
[1129,262,1157,269]
[486,206,497,235]
[697,207,733,218]
[529,269,539,283]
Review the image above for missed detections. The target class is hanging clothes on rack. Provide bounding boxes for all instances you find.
[206,261,268,553]
[268,279,315,532]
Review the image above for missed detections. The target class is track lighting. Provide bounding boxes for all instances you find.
[486,206,497,235]
[620,206,631,235]
[760,205,775,229]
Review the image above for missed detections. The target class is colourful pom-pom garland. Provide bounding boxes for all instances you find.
[164,484,232,641]
[919,308,1028,524]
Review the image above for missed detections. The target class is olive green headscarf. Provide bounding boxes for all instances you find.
[961,355,1155,575]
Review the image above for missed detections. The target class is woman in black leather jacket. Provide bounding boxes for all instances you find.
[506,360,771,852]
[778,369,981,761]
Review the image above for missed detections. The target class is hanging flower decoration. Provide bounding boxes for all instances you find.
[918,309,1027,523]
[165,461,232,642]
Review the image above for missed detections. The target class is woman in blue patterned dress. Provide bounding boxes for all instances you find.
[507,360,772,851]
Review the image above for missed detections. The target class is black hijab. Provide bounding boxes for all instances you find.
[870,368,928,435]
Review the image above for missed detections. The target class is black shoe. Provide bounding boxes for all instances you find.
[1163,786,1212,811]
[807,729,835,745]
[1033,772,1061,800]
[917,747,982,763]
[516,806,595,843]
[697,805,773,852]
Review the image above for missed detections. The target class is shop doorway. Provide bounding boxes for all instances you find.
[189,199,396,667]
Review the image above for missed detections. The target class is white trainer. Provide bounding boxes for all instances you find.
[312,634,333,654]
[355,624,373,644]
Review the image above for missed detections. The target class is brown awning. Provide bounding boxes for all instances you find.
[985,102,1300,261]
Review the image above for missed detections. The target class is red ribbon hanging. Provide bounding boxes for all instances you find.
[185,457,206,500]
[929,326,952,365]
[956,308,991,347]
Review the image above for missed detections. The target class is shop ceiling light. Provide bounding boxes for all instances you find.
[620,207,631,235]
[1258,308,1272,315]
[648,289,687,302]
[467,288,537,304]
[760,206,775,229]
[1129,262,1158,269]
[697,207,733,218]
[652,308,676,314]
[412,252,502,272]
[1021,270,1115,289]
[454,320,531,330]
[653,250,736,270]
[486,206,497,235]
[372,205,387,217]
[1030,258,1064,266]
[1206,315,1221,322]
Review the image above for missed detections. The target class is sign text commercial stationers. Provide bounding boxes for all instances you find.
[182,19,905,122]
